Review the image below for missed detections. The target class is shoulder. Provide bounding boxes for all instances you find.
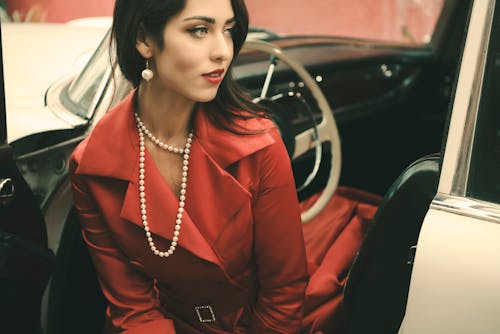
[195,106,281,168]
[229,114,291,173]
[231,115,292,180]
[69,91,137,179]
[255,126,291,173]
[229,114,285,155]
[235,116,287,164]
[233,112,276,133]
[89,92,135,140]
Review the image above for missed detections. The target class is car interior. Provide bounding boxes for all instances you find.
[1,0,474,333]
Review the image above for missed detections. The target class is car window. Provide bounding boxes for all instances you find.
[65,30,111,118]
[467,1,500,204]
[246,0,445,44]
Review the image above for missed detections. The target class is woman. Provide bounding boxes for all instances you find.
[69,0,309,333]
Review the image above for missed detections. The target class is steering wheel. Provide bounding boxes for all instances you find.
[242,40,342,223]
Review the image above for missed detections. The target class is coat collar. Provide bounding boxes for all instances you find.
[75,91,275,179]
[74,91,275,269]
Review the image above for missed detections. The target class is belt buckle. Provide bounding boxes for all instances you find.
[195,305,216,323]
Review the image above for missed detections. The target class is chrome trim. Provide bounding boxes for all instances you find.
[15,135,85,161]
[46,64,112,127]
[450,0,495,196]
[195,305,216,323]
[84,67,112,121]
[431,193,500,224]
[0,178,14,204]
[46,75,88,127]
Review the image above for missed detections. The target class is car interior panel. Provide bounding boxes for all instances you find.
[342,154,440,334]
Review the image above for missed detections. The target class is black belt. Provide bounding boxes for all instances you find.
[157,283,256,323]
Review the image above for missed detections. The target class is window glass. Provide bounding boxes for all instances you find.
[467,2,500,204]
[65,30,111,118]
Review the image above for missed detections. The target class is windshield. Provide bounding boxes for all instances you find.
[65,30,112,118]
[247,0,445,44]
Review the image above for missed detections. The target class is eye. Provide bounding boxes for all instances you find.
[224,25,236,36]
[187,26,208,38]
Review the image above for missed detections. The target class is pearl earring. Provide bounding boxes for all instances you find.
[141,59,153,81]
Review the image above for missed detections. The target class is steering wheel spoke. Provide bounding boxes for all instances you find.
[260,55,278,99]
[292,120,331,159]
[243,40,342,223]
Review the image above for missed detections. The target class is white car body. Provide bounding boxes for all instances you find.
[1,22,107,143]
[400,0,500,332]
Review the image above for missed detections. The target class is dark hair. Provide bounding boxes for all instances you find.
[111,0,269,133]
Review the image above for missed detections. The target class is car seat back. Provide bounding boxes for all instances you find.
[342,154,440,334]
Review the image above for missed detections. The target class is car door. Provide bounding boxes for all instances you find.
[0,23,55,333]
[399,0,500,332]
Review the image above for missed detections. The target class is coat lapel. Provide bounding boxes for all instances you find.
[119,151,220,265]
[74,91,276,271]
[188,105,276,242]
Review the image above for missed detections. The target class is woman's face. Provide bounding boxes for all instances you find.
[142,0,235,103]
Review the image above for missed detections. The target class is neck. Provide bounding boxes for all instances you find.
[137,83,196,141]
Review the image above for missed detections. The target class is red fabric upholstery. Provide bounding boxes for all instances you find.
[300,187,381,333]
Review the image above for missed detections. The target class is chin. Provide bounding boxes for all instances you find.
[193,91,219,103]
[196,96,217,103]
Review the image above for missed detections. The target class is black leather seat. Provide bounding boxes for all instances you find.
[45,209,106,334]
[342,154,440,334]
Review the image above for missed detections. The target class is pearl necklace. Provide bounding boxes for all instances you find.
[134,113,193,258]
[135,114,187,154]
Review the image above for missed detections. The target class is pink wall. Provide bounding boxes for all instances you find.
[6,0,114,22]
[245,0,443,43]
[5,0,443,43]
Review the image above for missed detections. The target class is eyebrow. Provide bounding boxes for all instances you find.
[183,16,236,24]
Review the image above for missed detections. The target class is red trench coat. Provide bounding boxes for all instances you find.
[69,92,310,333]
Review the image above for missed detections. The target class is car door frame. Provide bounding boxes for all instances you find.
[399,0,500,332]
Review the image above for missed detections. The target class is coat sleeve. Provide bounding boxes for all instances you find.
[248,129,309,333]
[69,143,176,333]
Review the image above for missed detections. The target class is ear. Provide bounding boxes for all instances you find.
[136,25,154,58]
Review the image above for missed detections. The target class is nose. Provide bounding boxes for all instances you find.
[210,32,233,62]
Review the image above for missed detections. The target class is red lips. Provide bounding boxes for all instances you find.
[204,68,225,76]
[202,68,225,84]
